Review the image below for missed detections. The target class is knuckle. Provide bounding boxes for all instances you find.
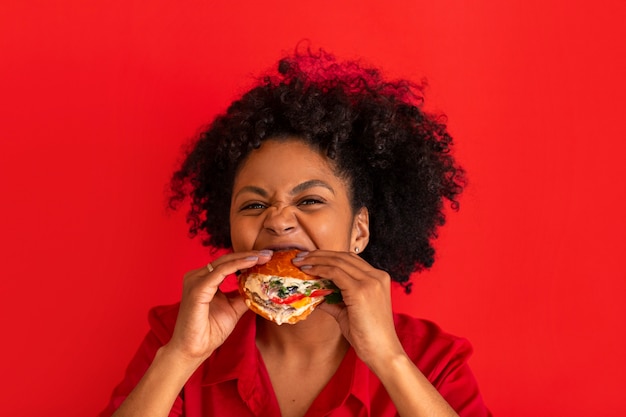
[182,268,204,288]
[182,271,195,284]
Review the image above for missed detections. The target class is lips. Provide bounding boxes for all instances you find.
[261,244,309,252]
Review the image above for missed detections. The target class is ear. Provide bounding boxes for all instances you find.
[350,207,370,254]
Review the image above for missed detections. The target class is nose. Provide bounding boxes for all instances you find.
[263,205,297,235]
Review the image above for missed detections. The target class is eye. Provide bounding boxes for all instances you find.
[240,202,267,211]
[297,197,326,207]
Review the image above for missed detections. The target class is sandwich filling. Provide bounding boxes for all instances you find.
[242,273,342,325]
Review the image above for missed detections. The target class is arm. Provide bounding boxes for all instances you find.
[110,344,203,417]
[108,250,272,417]
[296,250,462,417]
[368,345,459,417]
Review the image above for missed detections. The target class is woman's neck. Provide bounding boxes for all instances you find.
[255,311,350,417]
[255,310,348,360]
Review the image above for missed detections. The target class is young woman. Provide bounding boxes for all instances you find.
[101,48,491,417]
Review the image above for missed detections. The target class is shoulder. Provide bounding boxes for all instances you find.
[98,304,185,417]
[394,312,470,347]
[393,313,473,378]
[393,314,492,416]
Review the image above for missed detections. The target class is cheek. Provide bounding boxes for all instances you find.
[229,216,256,251]
[306,214,353,250]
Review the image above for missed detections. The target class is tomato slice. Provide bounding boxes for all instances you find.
[271,293,305,305]
[270,289,335,305]
[309,289,334,298]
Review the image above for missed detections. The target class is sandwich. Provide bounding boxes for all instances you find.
[238,249,342,325]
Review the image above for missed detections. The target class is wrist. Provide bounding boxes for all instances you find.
[360,337,405,371]
[112,344,208,415]
[156,343,208,379]
[367,346,412,380]
[369,350,460,417]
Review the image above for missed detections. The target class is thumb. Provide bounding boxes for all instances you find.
[317,302,345,322]
[227,294,249,319]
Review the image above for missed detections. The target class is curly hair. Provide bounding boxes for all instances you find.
[169,47,465,292]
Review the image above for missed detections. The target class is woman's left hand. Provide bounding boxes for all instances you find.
[294,251,461,417]
[292,250,404,369]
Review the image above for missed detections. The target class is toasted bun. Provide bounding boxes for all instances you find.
[238,250,325,325]
[244,250,315,280]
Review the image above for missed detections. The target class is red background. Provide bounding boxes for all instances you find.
[1,1,625,416]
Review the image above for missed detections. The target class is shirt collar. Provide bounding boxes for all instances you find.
[350,349,373,409]
[200,310,372,413]
[303,346,372,415]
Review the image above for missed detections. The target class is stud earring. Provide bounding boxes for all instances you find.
[355,247,360,253]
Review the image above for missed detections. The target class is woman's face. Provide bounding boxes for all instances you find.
[230,138,368,253]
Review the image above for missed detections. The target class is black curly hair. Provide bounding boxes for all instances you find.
[169,47,465,293]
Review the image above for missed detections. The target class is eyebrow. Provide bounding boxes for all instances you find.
[291,179,335,196]
[234,180,335,199]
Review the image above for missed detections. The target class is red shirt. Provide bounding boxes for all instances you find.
[100,304,492,417]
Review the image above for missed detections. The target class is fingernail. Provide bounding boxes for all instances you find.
[300,265,312,270]
[245,256,259,261]
[259,250,273,256]
[292,251,308,262]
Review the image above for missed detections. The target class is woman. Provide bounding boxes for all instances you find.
[101,48,491,417]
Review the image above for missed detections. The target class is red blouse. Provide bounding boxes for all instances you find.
[100,304,492,416]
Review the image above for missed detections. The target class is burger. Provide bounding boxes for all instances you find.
[238,249,342,325]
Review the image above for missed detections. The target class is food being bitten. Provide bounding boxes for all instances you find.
[238,250,341,325]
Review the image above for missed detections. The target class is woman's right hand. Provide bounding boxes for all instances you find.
[110,251,273,417]
[163,250,272,365]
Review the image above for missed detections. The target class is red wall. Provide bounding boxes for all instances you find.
[1,1,625,416]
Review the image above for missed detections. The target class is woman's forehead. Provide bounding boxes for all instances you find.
[233,139,348,192]
[238,139,330,174]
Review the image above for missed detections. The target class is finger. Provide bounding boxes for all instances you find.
[295,257,392,313]
[180,256,265,310]
[191,251,273,292]
[207,250,273,277]
[293,250,370,274]
[293,250,384,287]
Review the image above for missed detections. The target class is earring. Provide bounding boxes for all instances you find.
[355,247,360,253]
